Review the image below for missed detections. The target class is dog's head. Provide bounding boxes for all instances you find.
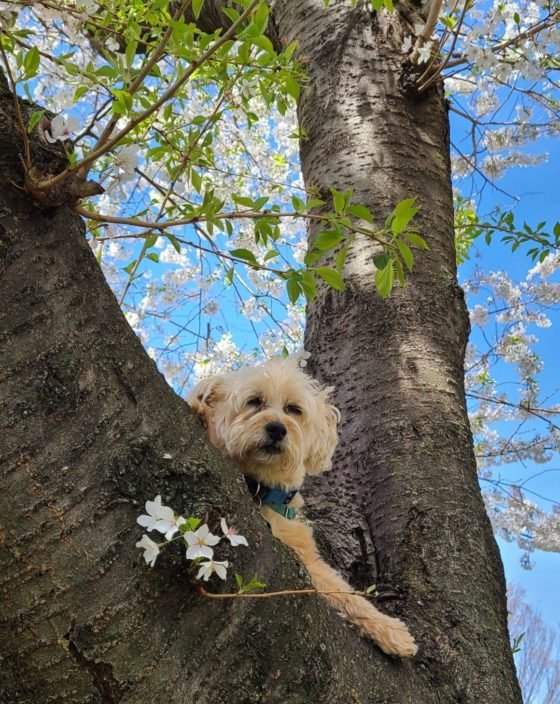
[187,356,340,488]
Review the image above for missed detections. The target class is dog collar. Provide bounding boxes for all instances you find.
[244,475,299,520]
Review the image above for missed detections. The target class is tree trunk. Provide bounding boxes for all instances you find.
[0,0,523,700]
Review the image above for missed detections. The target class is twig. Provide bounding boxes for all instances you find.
[0,40,31,170]
[75,205,394,249]
[33,0,260,192]
[83,0,193,177]
[198,585,375,599]
[410,0,443,64]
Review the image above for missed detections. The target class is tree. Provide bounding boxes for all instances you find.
[4,0,559,700]
[508,584,560,703]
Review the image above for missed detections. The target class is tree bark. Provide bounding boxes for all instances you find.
[0,0,523,701]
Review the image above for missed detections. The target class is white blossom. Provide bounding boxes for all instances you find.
[45,115,80,143]
[401,36,413,53]
[220,518,249,547]
[417,43,433,65]
[137,495,185,539]
[196,559,229,581]
[136,535,160,567]
[184,524,221,560]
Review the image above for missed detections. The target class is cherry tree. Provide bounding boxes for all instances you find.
[1,0,559,700]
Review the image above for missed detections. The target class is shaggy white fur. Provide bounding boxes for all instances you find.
[188,356,417,657]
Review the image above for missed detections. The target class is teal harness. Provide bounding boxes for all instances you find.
[244,475,298,520]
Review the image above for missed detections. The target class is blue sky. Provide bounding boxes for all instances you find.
[457,132,560,629]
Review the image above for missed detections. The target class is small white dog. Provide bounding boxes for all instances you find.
[188,355,417,657]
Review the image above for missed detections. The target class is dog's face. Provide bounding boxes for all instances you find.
[188,357,340,489]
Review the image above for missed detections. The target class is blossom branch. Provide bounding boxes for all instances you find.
[31,0,260,193]
[410,0,443,64]
[82,0,193,178]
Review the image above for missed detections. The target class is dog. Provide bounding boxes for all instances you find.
[187,355,417,657]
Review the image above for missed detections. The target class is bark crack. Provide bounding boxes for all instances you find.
[65,620,127,704]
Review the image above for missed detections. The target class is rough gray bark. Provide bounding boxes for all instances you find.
[0,0,523,702]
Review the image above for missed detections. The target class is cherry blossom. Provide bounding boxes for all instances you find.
[196,559,229,582]
[220,518,249,547]
[137,495,185,540]
[184,525,221,560]
[136,535,160,567]
[45,115,80,143]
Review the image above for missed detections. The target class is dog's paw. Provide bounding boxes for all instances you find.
[376,615,418,658]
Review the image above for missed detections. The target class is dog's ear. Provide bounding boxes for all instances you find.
[187,375,226,447]
[304,391,340,474]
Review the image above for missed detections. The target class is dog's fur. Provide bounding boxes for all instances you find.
[188,356,417,657]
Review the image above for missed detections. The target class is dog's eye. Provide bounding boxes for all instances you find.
[247,396,262,408]
[285,404,302,416]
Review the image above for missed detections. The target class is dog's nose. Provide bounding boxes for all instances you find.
[265,421,287,442]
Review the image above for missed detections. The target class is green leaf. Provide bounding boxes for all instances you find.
[315,267,345,291]
[335,244,349,272]
[373,253,391,269]
[391,197,419,234]
[347,204,374,224]
[184,517,201,532]
[300,270,317,301]
[291,195,306,212]
[313,230,343,251]
[396,240,414,270]
[394,255,406,287]
[254,196,269,210]
[123,259,137,275]
[375,261,394,299]
[192,0,204,19]
[230,248,259,266]
[306,197,326,210]
[371,0,384,10]
[222,7,240,22]
[284,74,300,101]
[125,39,138,68]
[331,188,346,215]
[23,46,40,80]
[168,235,181,254]
[303,251,323,266]
[253,2,269,34]
[232,195,257,208]
[146,252,159,263]
[287,277,302,304]
[403,232,429,249]
[27,109,45,133]
[264,249,279,261]
[191,169,202,193]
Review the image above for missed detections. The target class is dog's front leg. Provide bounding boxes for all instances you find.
[260,506,417,658]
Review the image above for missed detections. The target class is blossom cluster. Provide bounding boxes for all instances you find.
[136,495,248,582]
